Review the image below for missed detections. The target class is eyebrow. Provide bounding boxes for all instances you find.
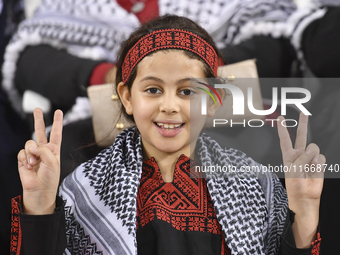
[139,76,193,85]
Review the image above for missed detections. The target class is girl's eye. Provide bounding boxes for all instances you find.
[146,88,161,94]
[180,89,194,96]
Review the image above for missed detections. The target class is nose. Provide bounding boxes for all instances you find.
[160,93,180,114]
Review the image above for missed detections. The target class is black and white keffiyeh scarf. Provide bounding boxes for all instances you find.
[59,127,288,254]
[285,0,340,73]
[2,0,296,116]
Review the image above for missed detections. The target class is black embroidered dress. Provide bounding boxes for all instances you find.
[136,155,229,255]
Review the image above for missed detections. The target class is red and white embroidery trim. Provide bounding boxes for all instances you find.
[122,28,218,84]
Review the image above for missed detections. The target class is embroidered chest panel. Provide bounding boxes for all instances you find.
[137,155,223,235]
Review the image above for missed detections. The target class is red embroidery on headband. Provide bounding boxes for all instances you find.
[122,29,218,83]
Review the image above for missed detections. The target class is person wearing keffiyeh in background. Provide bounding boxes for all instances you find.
[288,1,340,253]
[0,1,29,254]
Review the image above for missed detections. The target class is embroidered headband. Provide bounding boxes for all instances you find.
[121,28,218,84]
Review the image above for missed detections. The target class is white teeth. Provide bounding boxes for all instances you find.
[156,123,182,129]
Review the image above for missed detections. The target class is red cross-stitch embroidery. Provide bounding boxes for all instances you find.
[10,196,22,255]
[122,29,218,84]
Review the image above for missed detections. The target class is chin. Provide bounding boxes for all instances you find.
[155,144,187,154]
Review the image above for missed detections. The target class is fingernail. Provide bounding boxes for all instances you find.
[29,157,35,164]
[313,156,319,163]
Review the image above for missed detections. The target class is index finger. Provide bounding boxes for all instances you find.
[49,110,63,149]
[33,108,48,145]
[277,115,293,153]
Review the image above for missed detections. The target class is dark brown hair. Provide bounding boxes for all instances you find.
[115,14,221,122]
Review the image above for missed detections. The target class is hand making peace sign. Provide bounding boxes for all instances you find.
[17,108,63,215]
[277,112,325,248]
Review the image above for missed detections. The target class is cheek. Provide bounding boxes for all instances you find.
[131,100,154,122]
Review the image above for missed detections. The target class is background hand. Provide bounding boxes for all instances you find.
[17,108,63,215]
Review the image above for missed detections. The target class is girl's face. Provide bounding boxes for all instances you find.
[118,50,217,159]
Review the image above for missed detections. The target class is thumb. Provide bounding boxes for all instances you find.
[29,145,59,167]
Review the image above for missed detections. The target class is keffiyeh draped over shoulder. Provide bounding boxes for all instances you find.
[59,127,288,254]
[2,0,296,116]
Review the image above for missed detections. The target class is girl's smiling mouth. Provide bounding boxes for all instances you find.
[154,122,185,137]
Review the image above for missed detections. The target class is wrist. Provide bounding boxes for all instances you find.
[23,192,57,215]
[289,207,319,248]
[288,196,320,217]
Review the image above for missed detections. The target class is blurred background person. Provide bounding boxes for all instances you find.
[288,0,340,253]
[0,0,30,253]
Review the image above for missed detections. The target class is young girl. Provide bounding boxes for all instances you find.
[12,15,324,255]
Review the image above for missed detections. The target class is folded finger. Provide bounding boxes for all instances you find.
[18,149,31,169]
[308,154,326,179]
[319,154,326,165]
[24,140,38,168]
[28,145,59,169]
[312,154,326,165]
[306,143,320,159]
[294,143,320,167]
